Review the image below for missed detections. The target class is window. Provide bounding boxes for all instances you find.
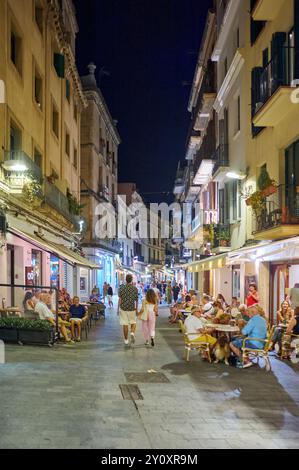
[65,131,70,157]
[232,180,238,221]
[52,101,59,138]
[224,57,228,78]
[106,175,109,188]
[34,1,43,34]
[235,95,241,134]
[53,43,65,78]
[73,147,78,169]
[65,79,70,103]
[10,23,22,76]
[34,65,43,110]
[34,147,42,169]
[74,104,78,122]
[10,121,22,152]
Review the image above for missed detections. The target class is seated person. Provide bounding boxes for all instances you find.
[202,295,215,319]
[230,304,267,369]
[184,306,217,349]
[35,293,74,344]
[23,292,35,311]
[214,301,225,320]
[230,297,241,319]
[271,301,294,353]
[239,304,250,322]
[169,295,192,323]
[69,296,88,342]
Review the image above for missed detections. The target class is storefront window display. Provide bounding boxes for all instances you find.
[50,255,60,289]
[31,249,42,286]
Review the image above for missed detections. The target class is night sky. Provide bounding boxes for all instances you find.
[74,0,212,203]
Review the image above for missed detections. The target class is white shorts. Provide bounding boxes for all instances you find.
[70,318,83,323]
[119,309,137,326]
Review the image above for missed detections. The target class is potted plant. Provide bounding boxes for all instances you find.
[217,227,230,247]
[67,190,85,216]
[257,167,277,197]
[246,190,266,214]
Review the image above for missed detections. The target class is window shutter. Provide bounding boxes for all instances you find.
[54,53,65,79]
[271,32,287,91]
[251,67,264,137]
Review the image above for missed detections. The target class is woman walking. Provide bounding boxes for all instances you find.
[138,289,158,347]
[107,284,114,308]
[166,282,172,305]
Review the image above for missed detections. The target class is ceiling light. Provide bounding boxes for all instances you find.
[226,171,246,180]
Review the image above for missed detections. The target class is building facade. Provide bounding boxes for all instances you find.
[80,63,121,294]
[176,0,299,322]
[0,0,97,306]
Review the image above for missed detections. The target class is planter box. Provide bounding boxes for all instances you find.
[18,329,54,345]
[0,327,54,346]
[0,327,18,343]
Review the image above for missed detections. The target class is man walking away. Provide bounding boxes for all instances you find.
[118,274,139,346]
[172,283,180,303]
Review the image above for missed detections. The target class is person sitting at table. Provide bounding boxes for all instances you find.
[202,295,215,319]
[184,306,217,354]
[239,304,250,322]
[35,293,74,344]
[214,301,226,320]
[23,292,35,311]
[169,295,193,324]
[230,304,268,369]
[271,301,294,354]
[230,297,241,319]
[69,296,88,342]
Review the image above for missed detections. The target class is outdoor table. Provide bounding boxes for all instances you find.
[0,307,22,318]
[206,323,240,340]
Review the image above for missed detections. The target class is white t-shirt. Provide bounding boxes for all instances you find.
[185,315,206,339]
[35,302,55,320]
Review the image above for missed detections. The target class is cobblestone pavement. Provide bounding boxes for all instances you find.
[1,305,299,449]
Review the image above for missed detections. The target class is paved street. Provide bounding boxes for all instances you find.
[1,305,299,449]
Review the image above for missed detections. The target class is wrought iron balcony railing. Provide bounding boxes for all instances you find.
[252,184,299,234]
[212,144,229,175]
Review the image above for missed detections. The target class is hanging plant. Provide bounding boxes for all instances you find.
[67,191,85,215]
[22,174,43,203]
[257,167,277,197]
[246,190,266,214]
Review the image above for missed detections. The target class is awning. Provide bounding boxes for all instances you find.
[185,253,228,273]
[8,228,100,269]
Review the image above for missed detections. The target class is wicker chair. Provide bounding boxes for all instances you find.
[179,320,212,363]
[242,326,275,372]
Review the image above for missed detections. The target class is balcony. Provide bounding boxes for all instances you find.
[185,132,202,161]
[212,0,241,62]
[212,144,230,182]
[193,120,216,185]
[97,238,121,254]
[44,180,79,228]
[252,185,299,240]
[184,165,201,202]
[251,0,285,21]
[213,224,231,254]
[2,151,43,193]
[173,168,185,195]
[193,64,216,133]
[253,46,298,128]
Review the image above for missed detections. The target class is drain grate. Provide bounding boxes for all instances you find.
[119,384,144,401]
[125,372,170,383]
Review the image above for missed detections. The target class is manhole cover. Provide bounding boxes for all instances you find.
[119,384,143,400]
[125,372,170,383]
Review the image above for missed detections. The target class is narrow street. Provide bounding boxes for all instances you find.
[1,305,299,450]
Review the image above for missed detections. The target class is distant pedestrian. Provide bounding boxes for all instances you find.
[288,283,299,309]
[166,282,172,305]
[103,282,108,304]
[172,283,180,303]
[138,289,158,347]
[107,284,114,307]
[118,274,139,346]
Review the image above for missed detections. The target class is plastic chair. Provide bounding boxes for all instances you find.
[179,320,212,363]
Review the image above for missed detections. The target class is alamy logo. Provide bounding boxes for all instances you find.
[290,80,299,104]
[0,340,5,364]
